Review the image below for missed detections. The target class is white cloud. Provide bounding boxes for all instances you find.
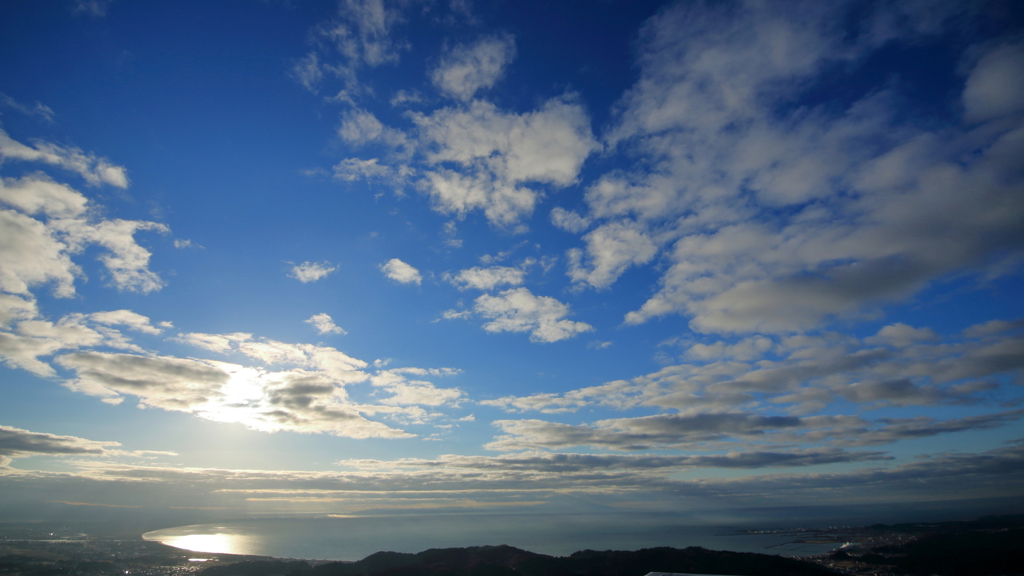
[421,169,536,227]
[370,368,463,407]
[439,308,472,321]
[413,97,598,226]
[440,220,462,248]
[380,258,421,284]
[306,313,346,335]
[417,97,597,187]
[0,129,128,188]
[338,109,410,152]
[863,323,937,348]
[174,332,252,353]
[289,261,337,283]
[431,34,516,101]
[57,218,168,293]
[0,207,80,298]
[0,306,160,378]
[567,220,657,289]
[565,3,1024,334]
[332,157,396,182]
[326,0,405,68]
[446,266,524,291]
[300,0,407,101]
[0,174,167,297]
[473,287,592,343]
[550,207,591,234]
[389,89,422,107]
[963,42,1024,123]
[173,239,201,249]
[89,310,163,335]
[0,294,37,328]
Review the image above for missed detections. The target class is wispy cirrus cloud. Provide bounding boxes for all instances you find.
[0,129,128,188]
[0,93,54,122]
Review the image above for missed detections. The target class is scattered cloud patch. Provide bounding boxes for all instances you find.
[73,0,114,17]
[380,258,421,285]
[864,323,937,348]
[473,287,592,343]
[431,34,516,101]
[0,129,128,188]
[89,310,162,335]
[413,97,599,226]
[0,172,166,298]
[547,3,1024,335]
[289,261,337,283]
[173,239,202,249]
[550,207,591,234]
[567,220,657,289]
[332,158,396,182]
[445,266,524,291]
[306,313,346,335]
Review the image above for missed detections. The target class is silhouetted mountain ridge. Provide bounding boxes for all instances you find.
[201,545,832,576]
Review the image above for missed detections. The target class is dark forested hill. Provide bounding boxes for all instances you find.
[200,545,832,576]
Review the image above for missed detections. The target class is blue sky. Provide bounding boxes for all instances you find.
[1,0,1024,526]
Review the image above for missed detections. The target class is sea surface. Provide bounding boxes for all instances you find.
[142,513,843,561]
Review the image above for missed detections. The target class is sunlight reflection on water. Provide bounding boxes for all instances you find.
[145,527,259,556]
[142,514,841,561]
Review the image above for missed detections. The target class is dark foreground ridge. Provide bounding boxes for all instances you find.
[200,545,833,576]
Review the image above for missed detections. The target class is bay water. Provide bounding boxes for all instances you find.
[143,513,842,561]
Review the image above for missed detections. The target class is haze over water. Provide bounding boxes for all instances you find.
[143,499,1024,561]
[143,514,840,560]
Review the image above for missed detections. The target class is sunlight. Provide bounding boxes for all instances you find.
[160,533,244,555]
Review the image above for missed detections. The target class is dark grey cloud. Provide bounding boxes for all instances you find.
[486,331,1024,416]
[350,448,890,473]
[486,413,804,451]
[56,351,229,410]
[487,409,1024,451]
[0,425,115,467]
